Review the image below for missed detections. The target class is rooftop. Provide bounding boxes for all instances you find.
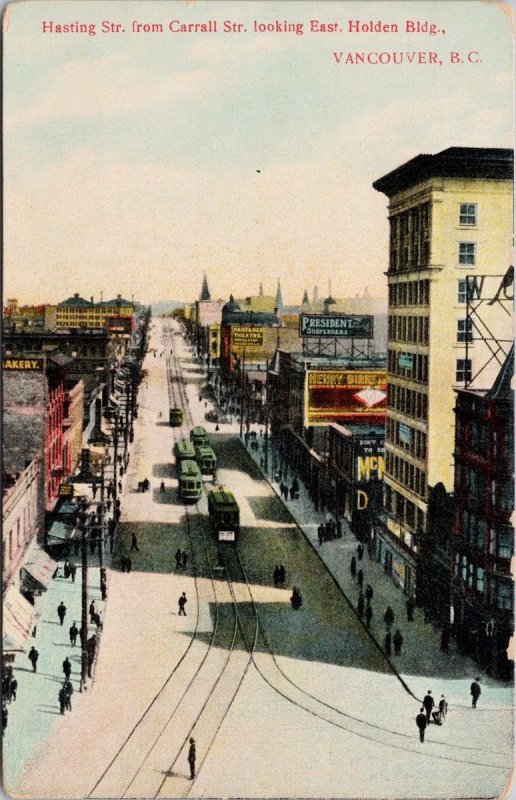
[373,147,514,197]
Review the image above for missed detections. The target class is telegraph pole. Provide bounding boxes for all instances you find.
[80,504,88,691]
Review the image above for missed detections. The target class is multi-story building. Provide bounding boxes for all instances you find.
[451,348,514,680]
[2,458,43,590]
[45,293,135,333]
[3,298,46,331]
[373,147,513,598]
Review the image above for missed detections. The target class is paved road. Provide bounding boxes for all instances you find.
[9,318,513,800]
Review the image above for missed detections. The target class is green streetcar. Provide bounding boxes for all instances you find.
[208,485,240,542]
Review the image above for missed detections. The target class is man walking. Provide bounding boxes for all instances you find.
[160,480,165,494]
[188,737,196,780]
[182,551,188,570]
[470,677,482,708]
[28,646,39,672]
[62,657,72,680]
[393,629,404,656]
[58,687,66,715]
[131,533,139,552]
[69,622,79,646]
[57,601,67,626]
[69,563,77,583]
[175,548,182,569]
[423,690,435,723]
[178,592,187,616]
[416,708,427,742]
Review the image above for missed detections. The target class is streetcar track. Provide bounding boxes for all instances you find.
[229,550,508,771]
[88,323,221,798]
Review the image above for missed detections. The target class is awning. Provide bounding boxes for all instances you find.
[46,520,81,543]
[3,586,37,652]
[20,540,57,591]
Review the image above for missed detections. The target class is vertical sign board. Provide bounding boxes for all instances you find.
[354,434,385,520]
[305,369,387,426]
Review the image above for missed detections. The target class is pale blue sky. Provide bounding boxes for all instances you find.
[4,0,513,304]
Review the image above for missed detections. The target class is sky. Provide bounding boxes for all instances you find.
[3,0,514,305]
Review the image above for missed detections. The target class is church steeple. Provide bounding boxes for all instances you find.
[259,282,264,296]
[301,289,309,305]
[275,278,283,309]
[200,272,211,302]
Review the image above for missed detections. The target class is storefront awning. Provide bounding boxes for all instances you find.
[46,520,81,543]
[3,586,37,652]
[20,540,57,591]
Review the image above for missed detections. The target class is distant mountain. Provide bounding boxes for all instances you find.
[150,300,186,316]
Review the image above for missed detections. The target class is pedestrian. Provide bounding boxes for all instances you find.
[188,737,196,780]
[28,646,39,672]
[317,524,323,546]
[470,677,481,708]
[350,556,357,578]
[365,605,373,628]
[423,690,434,723]
[131,533,139,552]
[384,631,392,657]
[438,694,448,722]
[118,480,122,494]
[58,687,66,715]
[291,587,302,610]
[273,566,280,587]
[64,560,71,579]
[383,605,394,630]
[357,543,364,561]
[182,550,188,569]
[175,548,182,569]
[93,612,102,630]
[69,563,77,583]
[120,555,127,572]
[278,565,286,585]
[126,556,132,573]
[9,679,17,702]
[393,628,403,655]
[57,601,67,626]
[357,591,365,618]
[357,569,364,589]
[416,708,427,742]
[178,592,187,616]
[63,680,74,711]
[63,657,72,679]
[365,584,373,606]
[89,600,96,622]
[69,622,79,646]
[160,480,165,494]
[406,596,415,622]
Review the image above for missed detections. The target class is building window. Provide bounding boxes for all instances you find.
[457,319,473,343]
[497,582,513,610]
[456,359,472,383]
[459,204,477,226]
[498,527,513,558]
[459,242,476,266]
[458,279,467,304]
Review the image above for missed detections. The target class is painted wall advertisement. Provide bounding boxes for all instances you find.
[305,369,387,426]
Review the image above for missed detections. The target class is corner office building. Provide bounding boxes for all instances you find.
[373,147,513,596]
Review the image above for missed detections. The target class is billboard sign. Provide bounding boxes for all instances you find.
[305,369,387,426]
[3,358,44,371]
[300,314,374,338]
[231,326,264,348]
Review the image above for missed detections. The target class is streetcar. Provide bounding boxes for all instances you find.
[174,438,196,462]
[208,486,240,542]
[178,460,202,502]
[190,426,210,447]
[195,444,217,475]
[169,407,184,427]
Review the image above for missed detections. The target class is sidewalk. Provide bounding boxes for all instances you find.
[3,383,137,789]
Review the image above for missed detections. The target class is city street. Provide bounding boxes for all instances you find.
[6,319,513,800]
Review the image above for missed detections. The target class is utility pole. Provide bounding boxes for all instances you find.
[79,503,88,691]
[264,358,270,473]
[239,349,246,439]
[113,414,119,503]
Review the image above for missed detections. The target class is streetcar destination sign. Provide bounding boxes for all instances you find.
[300,314,374,338]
